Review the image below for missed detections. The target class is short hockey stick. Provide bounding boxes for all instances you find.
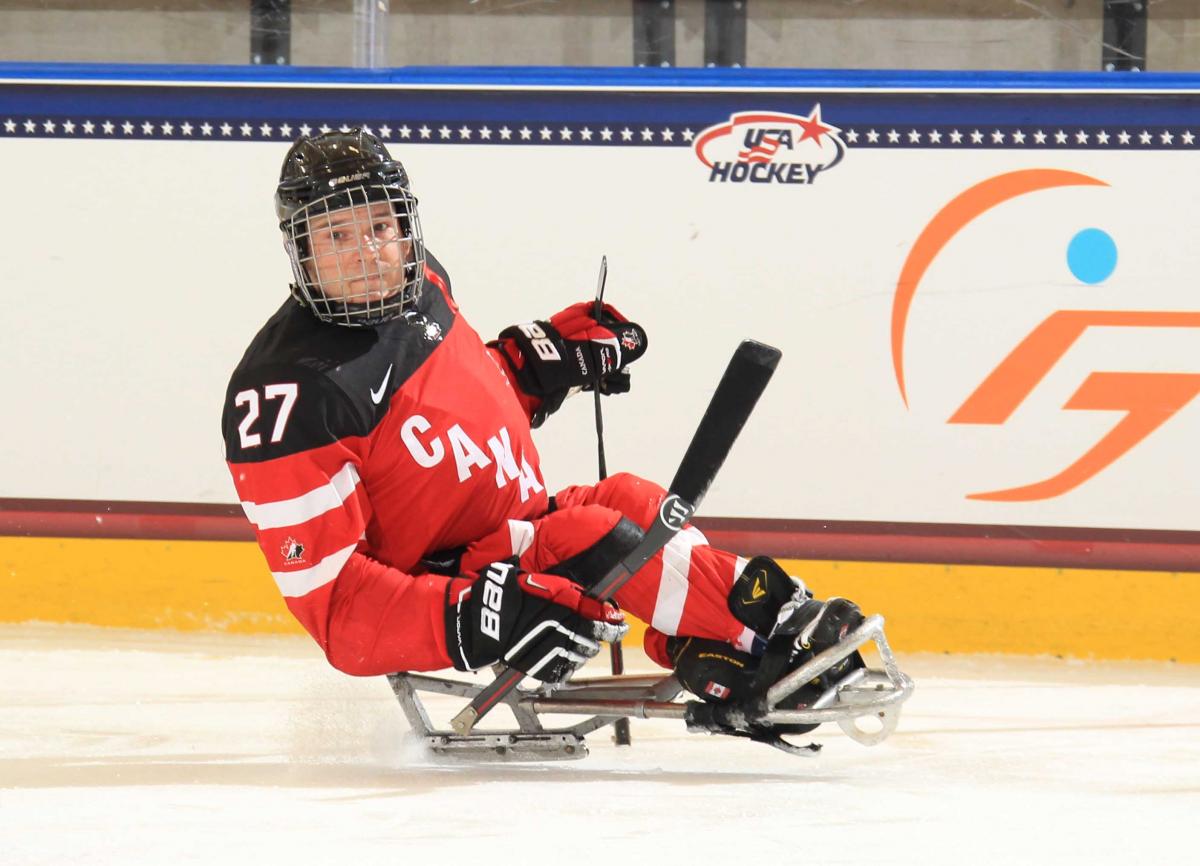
[593,255,609,480]
[589,255,633,747]
[449,339,783,735]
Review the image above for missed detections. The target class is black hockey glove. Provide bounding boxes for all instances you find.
[445,559,629,683]
[491,301,648,426]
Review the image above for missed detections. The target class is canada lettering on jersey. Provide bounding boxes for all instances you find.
[399,416,544,502]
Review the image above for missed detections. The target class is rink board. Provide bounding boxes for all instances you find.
[2,64,1199,658]
[4,534,1199,662]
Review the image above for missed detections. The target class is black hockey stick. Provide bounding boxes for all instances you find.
[449,339,783,735]
[593,255,609,480]
[590,255,633,747]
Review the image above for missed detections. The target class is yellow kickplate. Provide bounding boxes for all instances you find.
[782,558,1200,664]
[1,536,302,634]
[1,537,1196,662]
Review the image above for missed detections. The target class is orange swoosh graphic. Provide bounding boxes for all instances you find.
[891,169,1108,407]
[951,310,1200,424]
[952,310,1200,501]
[967,371,1200,501]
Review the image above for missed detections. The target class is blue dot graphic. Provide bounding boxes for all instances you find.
[1067,228,1118,284]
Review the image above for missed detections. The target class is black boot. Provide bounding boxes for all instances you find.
[667,636,759,704]
[671,595,867,737]
[666,556,807,707]
[748,597,867,727]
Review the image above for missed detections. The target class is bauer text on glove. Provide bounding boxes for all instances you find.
[445,559,629,682]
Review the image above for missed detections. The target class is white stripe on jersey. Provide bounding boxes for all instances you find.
[508,519,535,558]
[650,526,707,635]
[731,556,755,651]
[734,625,759,653]
[241,462,362,530]
[271,542,357,597]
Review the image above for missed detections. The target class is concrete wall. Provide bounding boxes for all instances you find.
[1,0,1196,71]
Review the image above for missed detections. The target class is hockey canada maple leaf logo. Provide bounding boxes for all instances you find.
[280,537,306,564]
[402,310,444,343]
[693,106,846,185]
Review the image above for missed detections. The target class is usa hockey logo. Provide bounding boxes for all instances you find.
[693,106,846,185]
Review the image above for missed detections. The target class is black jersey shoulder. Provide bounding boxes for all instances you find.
[223,252,457,463]
[425,250,453,298]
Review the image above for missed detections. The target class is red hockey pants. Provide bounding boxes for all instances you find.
[458,472,757,668]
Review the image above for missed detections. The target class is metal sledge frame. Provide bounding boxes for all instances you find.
[386,613,915,762]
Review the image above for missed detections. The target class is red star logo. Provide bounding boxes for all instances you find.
[796,104,835,147]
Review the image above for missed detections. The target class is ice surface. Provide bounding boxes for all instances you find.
[2,624,1197,866]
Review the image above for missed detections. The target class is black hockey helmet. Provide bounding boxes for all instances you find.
[276,128,426,327]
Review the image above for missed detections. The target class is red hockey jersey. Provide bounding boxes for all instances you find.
[222,254,548,674]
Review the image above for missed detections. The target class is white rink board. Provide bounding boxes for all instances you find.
[3,74,1200,532]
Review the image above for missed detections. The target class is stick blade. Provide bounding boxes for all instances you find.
[668,340,782,506]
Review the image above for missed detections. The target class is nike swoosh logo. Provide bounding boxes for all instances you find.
[370,364,394,405]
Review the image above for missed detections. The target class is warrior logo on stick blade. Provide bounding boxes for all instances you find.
[659,494,690,531]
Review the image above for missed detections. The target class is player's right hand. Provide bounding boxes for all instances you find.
[444,559,628,682]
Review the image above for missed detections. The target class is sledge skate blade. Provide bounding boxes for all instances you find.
[424,731,589,762]
[388,671,662,762]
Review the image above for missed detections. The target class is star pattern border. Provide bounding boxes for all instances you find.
[2,117,1197,148]
[0,117,698,144]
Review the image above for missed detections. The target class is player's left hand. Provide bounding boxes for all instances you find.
[491,302,648,425]
[546,301,648,396]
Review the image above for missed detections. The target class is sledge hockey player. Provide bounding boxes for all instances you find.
[221,129,865,739]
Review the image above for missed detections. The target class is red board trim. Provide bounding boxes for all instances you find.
[2,498,1198,572]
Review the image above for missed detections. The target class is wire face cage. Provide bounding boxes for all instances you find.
[284,183,426,327]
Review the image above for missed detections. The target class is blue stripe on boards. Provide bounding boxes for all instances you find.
[3,63,1200,150]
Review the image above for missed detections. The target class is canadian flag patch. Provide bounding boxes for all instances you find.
[704,681,731,700]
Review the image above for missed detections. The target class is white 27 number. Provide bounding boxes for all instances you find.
[234,383,298,448]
